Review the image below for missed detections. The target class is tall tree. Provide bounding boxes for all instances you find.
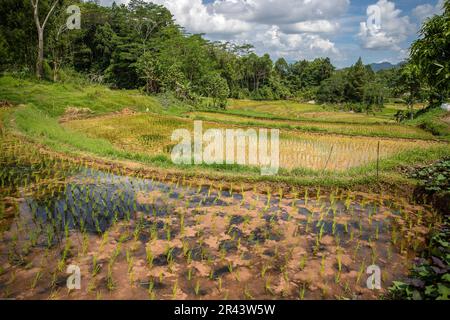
[30,0,59,79]
[274,58,289,78]
[363,80,386,114]
[345,58,368,102]
[302,58,335,87]
[395,63,422,119]
[410,0,450,105]
[317,72,347,104]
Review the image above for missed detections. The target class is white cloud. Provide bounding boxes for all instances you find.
[412,0,444,23]
[281,20,340,34]
[150,0,251,35]
[95,0,348,63]
[211,0,350,25]
[114,0,345,61]
[234,25,339,61]
[358,0,415,51]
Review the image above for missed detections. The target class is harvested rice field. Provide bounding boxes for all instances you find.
[189,111,435,140]
[65,113,440,171]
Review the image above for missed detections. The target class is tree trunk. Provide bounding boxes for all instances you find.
[36,27,44,79]
[53,58,58,82]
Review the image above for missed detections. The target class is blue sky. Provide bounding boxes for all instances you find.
[100,0,445,68]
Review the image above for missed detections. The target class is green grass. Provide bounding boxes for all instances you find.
[7,105,263,174]
[14,105,120,155]
[9,105,184,170]
[405,107,450,140]
[0,76,163,117]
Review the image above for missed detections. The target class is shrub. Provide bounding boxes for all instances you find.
[389,217,450,300]
[58,68,91,85]
[156,91,194,111]
[419,120,448,136]
[200,73,229,108]
[394,110,415,123]
[234,88,250,99]
[409,158,450,194]
[296,87,318,102]
[342,103,364,113]
[42,60,54,81]
[254,86,274,101]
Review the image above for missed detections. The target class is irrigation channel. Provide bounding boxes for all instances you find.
[0,160,439,300]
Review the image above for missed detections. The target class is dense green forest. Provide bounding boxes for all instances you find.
[0,0,449,112]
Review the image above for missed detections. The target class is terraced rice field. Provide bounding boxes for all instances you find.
[279,133,436,171]
[226,100,418,124]
[65,113,440,171]
[189,112,435,140]
[0,137,439,299]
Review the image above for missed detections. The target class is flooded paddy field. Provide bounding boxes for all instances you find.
[0,138,440,300]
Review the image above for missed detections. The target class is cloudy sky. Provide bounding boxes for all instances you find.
[96,0,444,68]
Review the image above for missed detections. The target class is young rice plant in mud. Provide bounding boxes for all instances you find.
[0,135,441,300]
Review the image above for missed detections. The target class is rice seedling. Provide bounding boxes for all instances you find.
[57,239,72,272]
[320,255,326,277]
[126,249,134,273]
[334,270,342,284]
[172,280,178,299]
[321,284,329,299]
[29,270,43,290]
[48,288,60,300]
[371,245,378,265]
[298,283,307,300]
[227,261,233,274]
[146,247,154,268]
[186,250,193,265]
[106,263,115,291]
[147,279,155,299]
[80,233,89,257]
[299,254,307,270]
[260,263,269,278]
[91,255,101,277]
[194,279,201,296]
[244,285,254,300]
[99,231,109,252]
[96,291,103,300]
[391,225,398,245]
[356,260,366,285]
[223,291,229,300]
[336,251,342,273]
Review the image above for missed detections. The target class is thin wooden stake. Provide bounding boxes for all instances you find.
[376,141,380,181]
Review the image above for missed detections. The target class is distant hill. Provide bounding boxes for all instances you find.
[369,61,404,72]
